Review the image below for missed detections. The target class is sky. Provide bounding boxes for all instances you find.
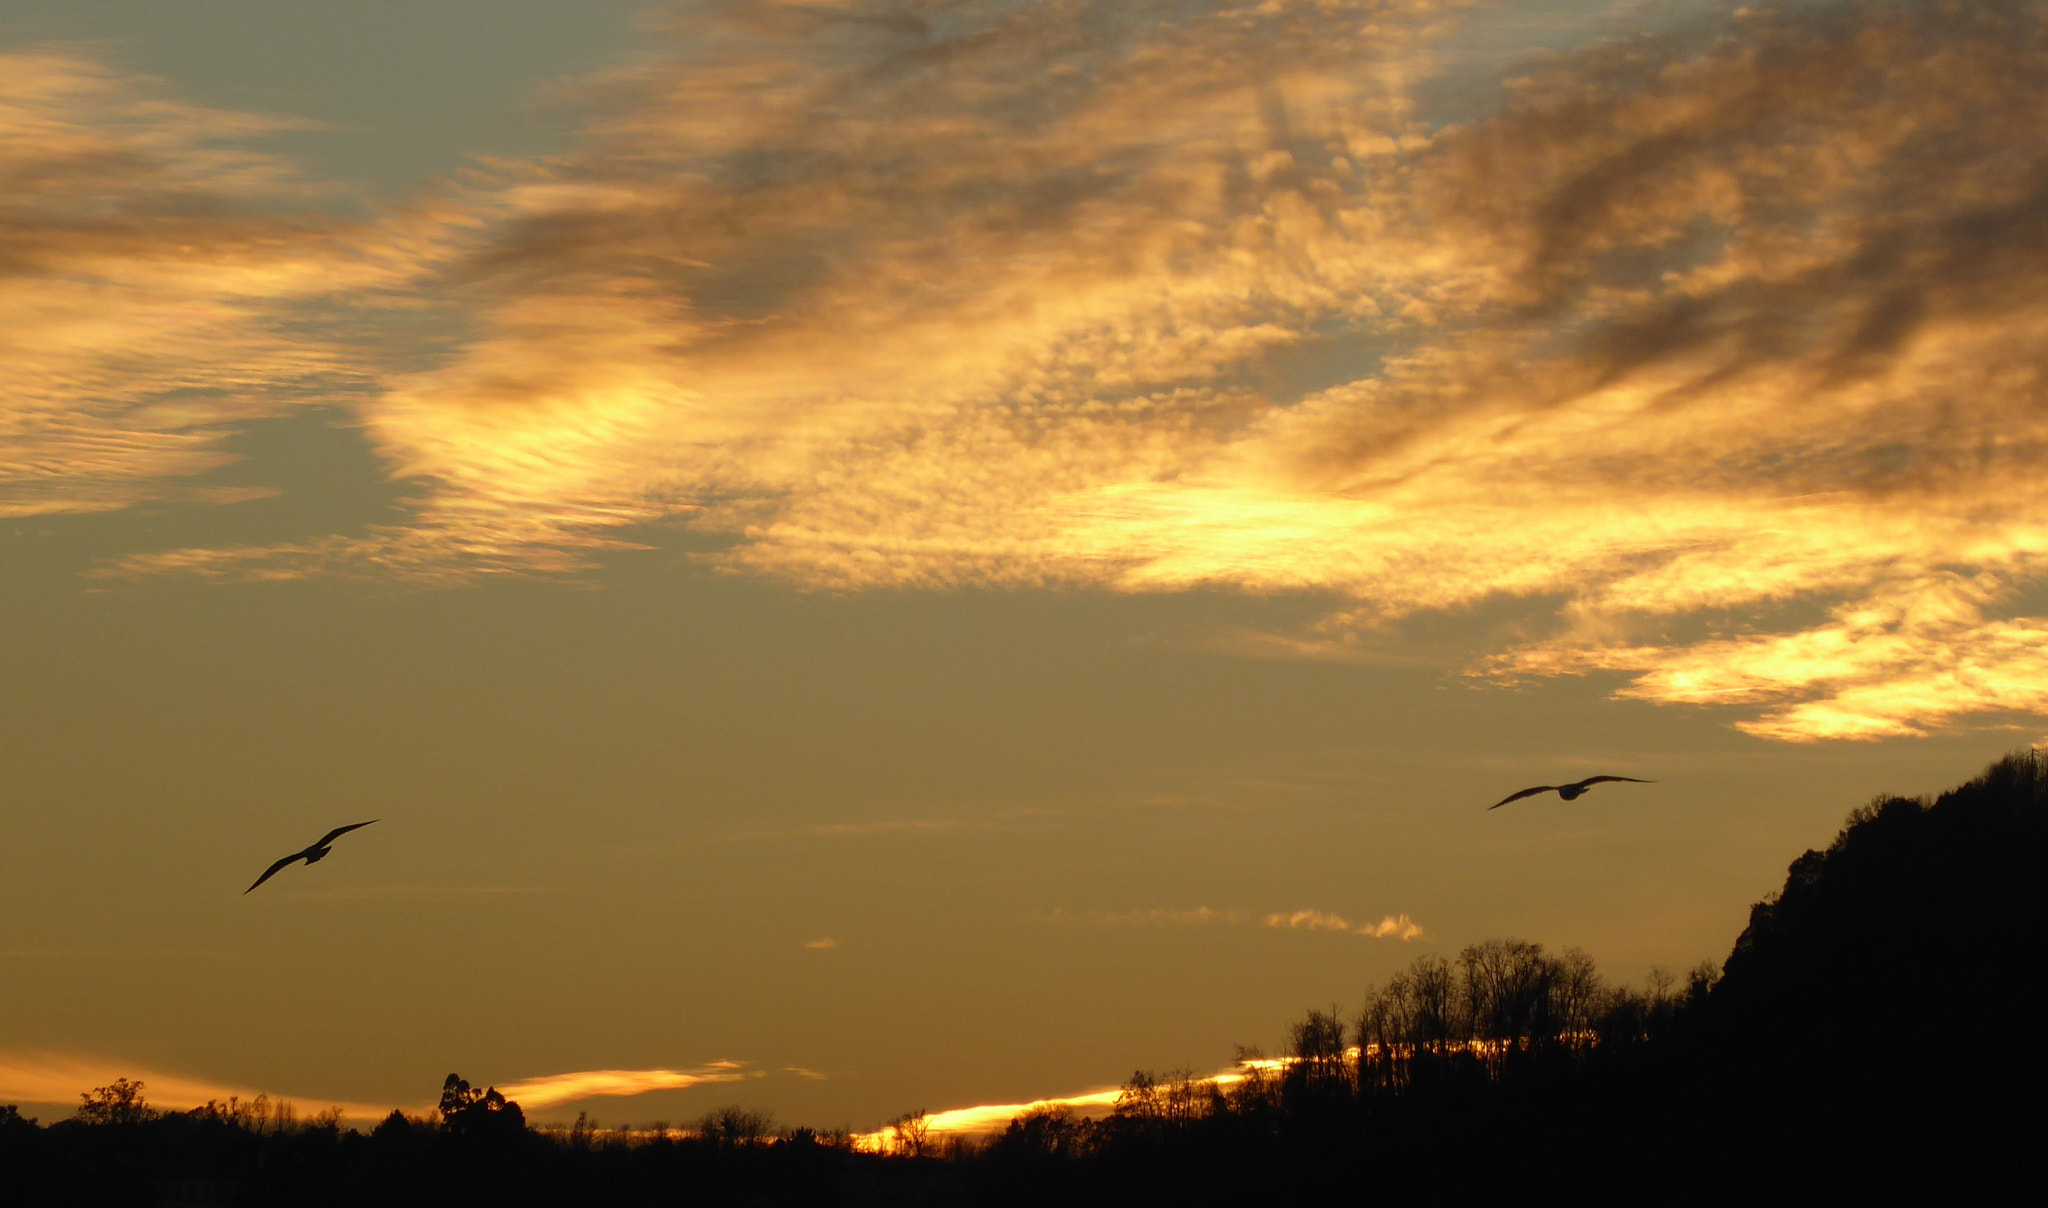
[4,0,2046,1131]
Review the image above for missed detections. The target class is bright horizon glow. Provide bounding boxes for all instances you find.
[0,1054,762,1122]
[851,1057,1303,1151]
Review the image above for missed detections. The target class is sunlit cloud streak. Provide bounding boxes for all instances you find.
[495,1062,753,1110]
[858,1084,1127,1149]
[81,1,2048,740]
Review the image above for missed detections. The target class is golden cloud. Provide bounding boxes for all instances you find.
[50,2,2048,740]
[494,1062,753,1110]
[0,51,410,521]
[1266,909,1424,939]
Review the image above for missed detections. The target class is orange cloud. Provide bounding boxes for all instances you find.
[64,2,2048,741]
[0,51,410,522]
[494,1062,753,1110]
[1497,575,2048,741]
[1266,910,1424,940]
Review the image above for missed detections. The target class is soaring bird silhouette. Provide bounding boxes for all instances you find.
[244,821,379,894]
[1488,776,1652,810]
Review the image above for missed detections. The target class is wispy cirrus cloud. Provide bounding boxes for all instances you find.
[37,1,2048,741]
[0,51,413,522]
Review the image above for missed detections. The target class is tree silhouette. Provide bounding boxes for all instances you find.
[993,1104,1089,1160]
[885,1109,930,1158]
[76,1078,154,1126]
[699,1104,775,1150]
[1283,1008,1350,1113]
[437,1073,525,1142]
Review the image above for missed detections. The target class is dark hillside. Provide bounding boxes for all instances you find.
[1699,750,2048,1170]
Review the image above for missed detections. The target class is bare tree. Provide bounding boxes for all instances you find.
[1409,955,1463,1055]
[1114,1069,1161,1121]
[1554,947,1604,1051]
[1225,1046,1281,1118]
[1161,1068,1217,1128]
[886,1109,931,1158]
[1286,1006,1352,1107]
[997,1105,1087,1159]
[1356,977,1407,1092]
[77,1078,154,1126]
[1462,939,1558,1059]
[698,1105,775,1150]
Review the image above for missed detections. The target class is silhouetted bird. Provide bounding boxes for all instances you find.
[244,821,379,893]
[1488,776,1652,810]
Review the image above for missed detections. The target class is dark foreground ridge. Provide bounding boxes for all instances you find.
[6,753,2045,1205]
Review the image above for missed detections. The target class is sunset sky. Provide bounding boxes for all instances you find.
[5,0,2046,1130]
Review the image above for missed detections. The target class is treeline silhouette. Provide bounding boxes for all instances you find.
[5,752,2043,1205]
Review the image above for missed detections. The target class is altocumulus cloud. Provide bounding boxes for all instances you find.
[25,1,2048,741]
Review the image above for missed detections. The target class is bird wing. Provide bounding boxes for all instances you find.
[1488,785,1559,810]
[1570,776,1654,789]
[244,853,306,894]
[313,819,379,847]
